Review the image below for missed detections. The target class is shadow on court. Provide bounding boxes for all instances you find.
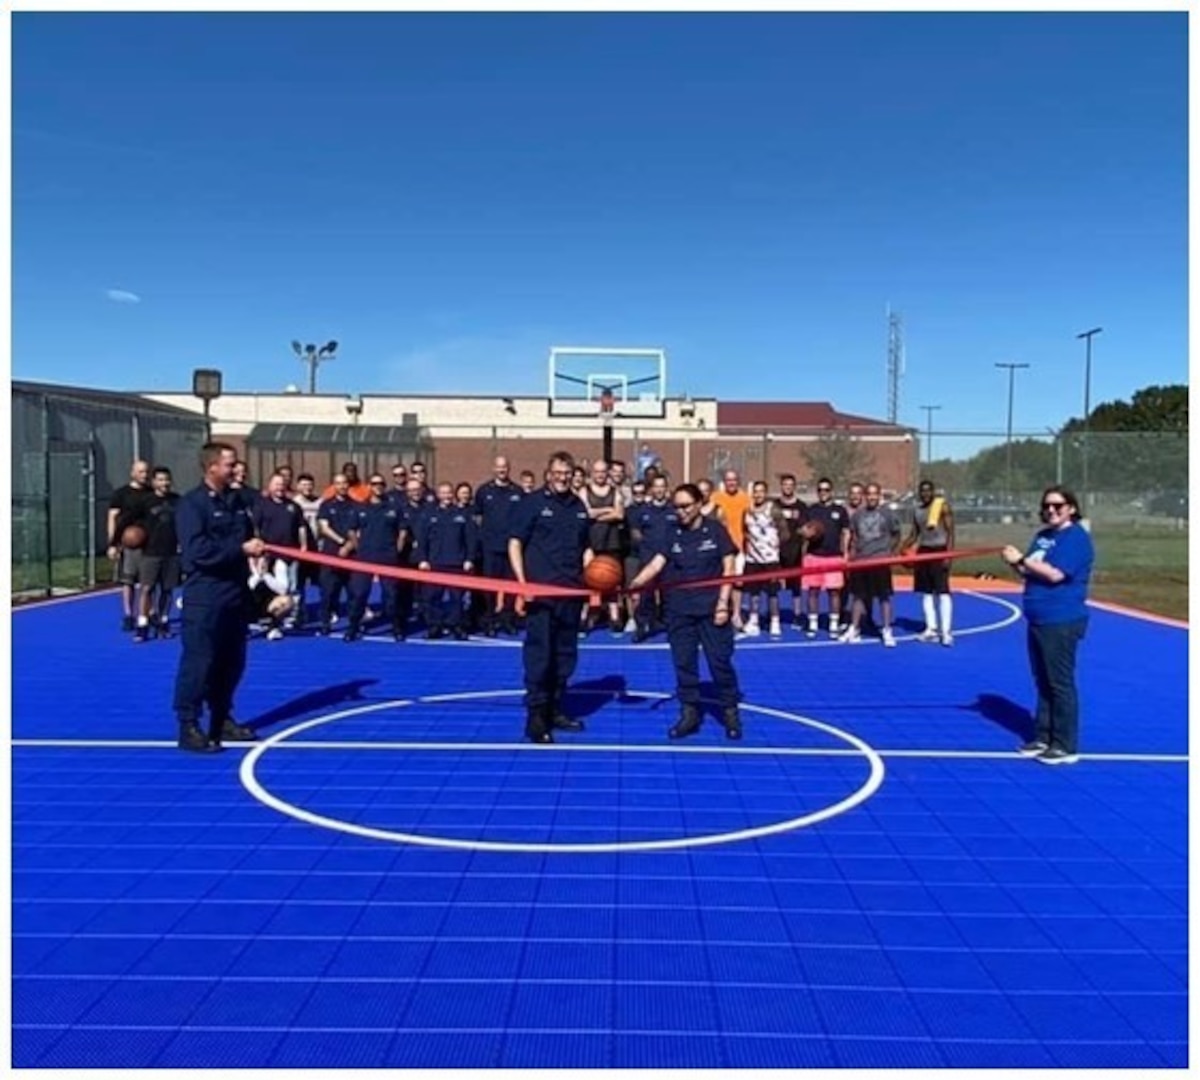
[248,678,380,732]
[962,691,1033,740]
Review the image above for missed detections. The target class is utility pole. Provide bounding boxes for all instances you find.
[1076,327,1102,514]
[994,363,1030,500]
[919,404,941,468]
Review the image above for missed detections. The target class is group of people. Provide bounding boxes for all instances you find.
[113,443,1092,762]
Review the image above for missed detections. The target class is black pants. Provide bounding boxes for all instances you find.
[348,558,400,631]
[422,566,466,630]
[173,597,248,728]
[523,598,586,709]
[319,566,351,626]
[667,610,740,707]
[1027,618,1087,753]
[482,550,515,623]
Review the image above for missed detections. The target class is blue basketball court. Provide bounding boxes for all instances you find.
[11,585,1188,1068]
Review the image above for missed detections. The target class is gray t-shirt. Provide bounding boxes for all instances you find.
[911,498,949,548]
[851,505,900,560]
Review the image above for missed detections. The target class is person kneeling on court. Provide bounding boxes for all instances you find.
[628,483,743,740]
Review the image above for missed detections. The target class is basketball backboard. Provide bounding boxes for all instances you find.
[547,346,667,419]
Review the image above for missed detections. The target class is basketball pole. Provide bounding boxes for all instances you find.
[600,390,615,465]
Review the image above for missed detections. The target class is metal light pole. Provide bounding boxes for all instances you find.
[1077,327,1102,512]
[292,339,339,394]
[995,363,1030,499]
[919,405,941,468]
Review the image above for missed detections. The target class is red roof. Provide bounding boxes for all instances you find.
[717,401,900,429]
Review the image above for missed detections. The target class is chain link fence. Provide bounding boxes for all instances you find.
[12,382,208,600]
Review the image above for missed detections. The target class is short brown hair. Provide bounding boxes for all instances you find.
[200,442,236,471]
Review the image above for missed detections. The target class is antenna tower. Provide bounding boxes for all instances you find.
[886,306,904,423]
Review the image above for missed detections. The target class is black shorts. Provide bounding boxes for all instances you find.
[913,547,951,595]
[849,565,893,601]
[780,536,803,569]
[745,561,781,597]
[138,555,181,590]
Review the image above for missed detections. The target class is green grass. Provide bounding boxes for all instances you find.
[947,522,1188,621]
[14,524,1190,621]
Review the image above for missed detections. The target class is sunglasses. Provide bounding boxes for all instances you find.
[370,479,386,486]
[1042,500,1067,511]
[817,486,832,493]
[674,501,698,510]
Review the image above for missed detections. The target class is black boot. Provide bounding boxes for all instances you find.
[215,718,257,743]
[721,706,743,740]
[525,705,553,744]
[179,721,220,753]
[669,704,703,740]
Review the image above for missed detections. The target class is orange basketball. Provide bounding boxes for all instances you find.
[121,524,148,550]
[584,554,624,593]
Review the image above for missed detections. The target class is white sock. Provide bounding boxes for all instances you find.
[829,615,840,633]
[808,613,818,630]
[939,594,953,635]
[136,615,149,627]
[922,594,937,631]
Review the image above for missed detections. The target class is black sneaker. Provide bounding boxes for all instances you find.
[157,621,173,639]
[121,615,135,632]
[1017,740,1049,758]
[721,707,743,741]
[525,707,553,744]
[1038,747,1080,765]
[133,625,149,643]
[343,628,361,643]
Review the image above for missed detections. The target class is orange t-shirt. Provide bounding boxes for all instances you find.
[712,489,752,551]
[322,481,371,503]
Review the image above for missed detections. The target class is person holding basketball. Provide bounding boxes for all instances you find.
[509,450,594,744]
[628,482,742,741]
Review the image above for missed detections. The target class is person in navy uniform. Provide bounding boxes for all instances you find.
[474,455,526,636]
[397,477,431,631]
[628,482,743,740]
[344,473,406,642]
[415,482,479,639]
[172,443,265,752]
[628,473,677,642]
[509,450,594,744]
[315,473,360,633]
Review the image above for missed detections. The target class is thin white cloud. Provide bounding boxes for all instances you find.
[105,289,141,304]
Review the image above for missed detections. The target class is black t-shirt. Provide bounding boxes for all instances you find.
[142,493,181,557]
[108,484,153,543]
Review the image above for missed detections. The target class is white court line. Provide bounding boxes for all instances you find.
[358,588,1023,650]
[9,737,1186,763]
[236,691,887,853]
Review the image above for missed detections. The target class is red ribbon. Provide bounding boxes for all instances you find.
[263,543,1002,600]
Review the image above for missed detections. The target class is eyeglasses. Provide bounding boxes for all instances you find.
[673,501,698,511]
[1042,500,1067,511]
[392,472,406,479]
[817,486,832,493]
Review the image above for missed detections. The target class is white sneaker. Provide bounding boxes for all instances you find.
[839,627,862,643]
[918,628,939,643]
[882,628,896,648]
[828,624,841,639]
[624,618,638,634]
[743,620,761,637]
[941,632,954,647]
[266,627,284,641]
[769,618,782,638]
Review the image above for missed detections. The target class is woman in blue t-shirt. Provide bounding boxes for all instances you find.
[1001,486,1094,765]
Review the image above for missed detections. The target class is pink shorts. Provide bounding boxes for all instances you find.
[802,553,845,591]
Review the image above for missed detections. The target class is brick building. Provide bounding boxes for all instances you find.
[142,391,918,497]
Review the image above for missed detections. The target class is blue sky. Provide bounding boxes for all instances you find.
[12,12,1188,439]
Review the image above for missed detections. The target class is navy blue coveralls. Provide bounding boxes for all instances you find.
[347,499,404,636]
[510,487,592,721]
[474,479,526,629]
[631,499,677,631]
[317,496,360,629]
[172,483,254,737]
[415,503,479,631]
[653,517,741,710]
[398,497,431,627]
